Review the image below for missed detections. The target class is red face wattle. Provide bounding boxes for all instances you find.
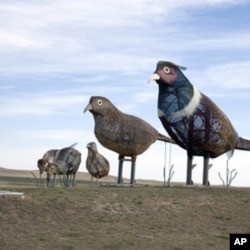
[157,66,178,84]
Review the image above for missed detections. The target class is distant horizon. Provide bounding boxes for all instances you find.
[1,165,249,188]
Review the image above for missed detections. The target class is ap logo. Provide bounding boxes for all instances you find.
[230,234,250,249]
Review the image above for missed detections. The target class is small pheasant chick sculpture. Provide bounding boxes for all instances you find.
[86,142,110,185]
[149,61,250,185]
[84,96,174,184]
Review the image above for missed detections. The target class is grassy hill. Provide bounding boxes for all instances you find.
[1,168,250,250]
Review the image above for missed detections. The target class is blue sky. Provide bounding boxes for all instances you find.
[1,0,250,186]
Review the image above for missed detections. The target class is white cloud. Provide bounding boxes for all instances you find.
[0,92,88,116]
[0,85,15,90]
[18,129,84,141]
[201,61,250,89]
[0,31,49,49]
[0,0,247,76]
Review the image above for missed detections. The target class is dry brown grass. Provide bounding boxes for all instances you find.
[1,168,250,250]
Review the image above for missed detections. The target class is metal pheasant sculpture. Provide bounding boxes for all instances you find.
[149,61,250,185]
[86,142,110,185]
[84,96,174,185]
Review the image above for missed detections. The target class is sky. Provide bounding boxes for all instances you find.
[1,0,250,187]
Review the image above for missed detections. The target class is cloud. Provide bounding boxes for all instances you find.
[200,60,250,89]
[0,84,147,117]
[0,0,247,77]
[0,85,15,90]
[18,129,84,141]
[0,92,88,116]
[0,31,49,49]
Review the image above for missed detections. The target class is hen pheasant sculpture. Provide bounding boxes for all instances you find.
[84,96,174,185]
[149,61,250,185]
[86,142,110,185]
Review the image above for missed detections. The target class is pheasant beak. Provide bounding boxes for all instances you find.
[84,103,92,113]
[148,73,160,83]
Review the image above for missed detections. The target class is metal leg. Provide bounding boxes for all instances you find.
[46,174,50,187]
[203,155,210,186]
[53,174,56,188]
[186,153,193,185]
[117,156,124,184]
[130,160,136,185]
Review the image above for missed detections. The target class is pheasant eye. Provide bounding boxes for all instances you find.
[97,99,103,106]
[163,66,170,74]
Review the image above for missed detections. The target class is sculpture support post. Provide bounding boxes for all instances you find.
[130,160,136,185]
[186,154,193,185]
[203,154,210,186]
[118,156,136,185]
[117,156,124,184]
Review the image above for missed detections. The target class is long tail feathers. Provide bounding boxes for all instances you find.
[235,137,250,151]
[157,133,176,144]
[69,142,78,148]
[157,135,250,149]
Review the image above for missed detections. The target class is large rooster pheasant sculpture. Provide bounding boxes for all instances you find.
[149,61,250,185]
